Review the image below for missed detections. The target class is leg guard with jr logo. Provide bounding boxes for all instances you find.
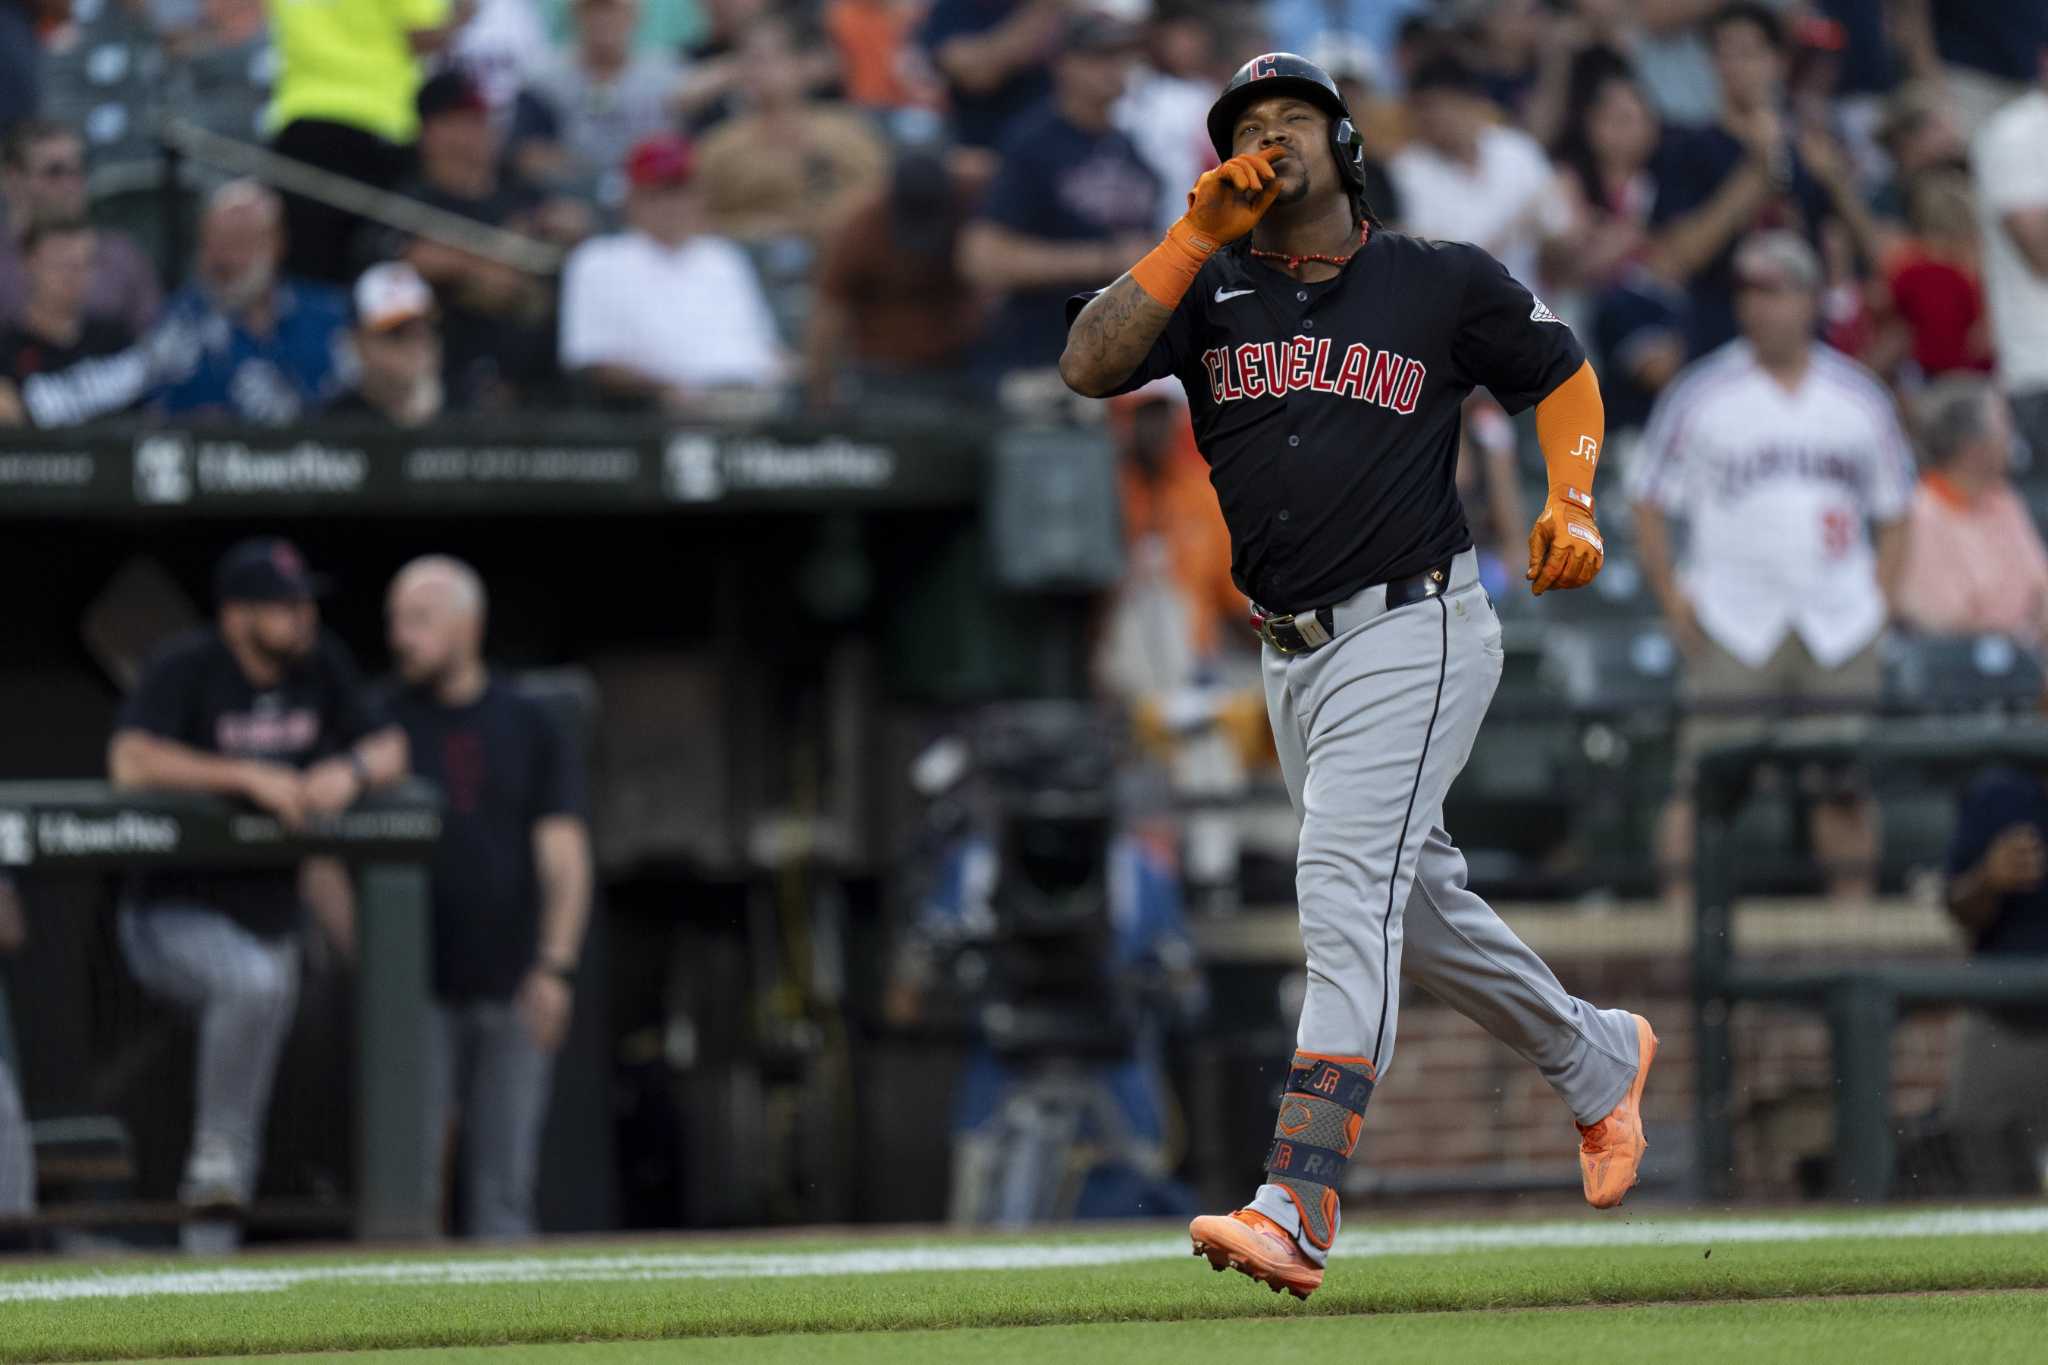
[1263,1051,1374,1251]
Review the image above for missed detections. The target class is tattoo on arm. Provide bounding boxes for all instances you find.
[1059,275,1176,396]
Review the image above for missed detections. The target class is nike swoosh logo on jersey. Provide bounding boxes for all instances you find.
[1530,298,1562,324]
[1215,288,1257,302]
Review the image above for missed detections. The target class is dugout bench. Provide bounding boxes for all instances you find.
[1692,719,2048,1201]
[0,779,442,1238]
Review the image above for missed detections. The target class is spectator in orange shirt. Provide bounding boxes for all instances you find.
[1095,382,1264,910]
[1102,384,1243,673]
[1894,377,2048,647]
[824,0,941,111]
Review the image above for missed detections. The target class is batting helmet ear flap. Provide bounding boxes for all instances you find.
[1331,116,1366,194]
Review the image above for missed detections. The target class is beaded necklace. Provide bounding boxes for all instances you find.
[1246,222,1371,273]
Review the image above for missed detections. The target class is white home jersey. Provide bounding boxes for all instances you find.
[1628,340,1916,668]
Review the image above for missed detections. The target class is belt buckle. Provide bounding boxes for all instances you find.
[1265,612,1304,655]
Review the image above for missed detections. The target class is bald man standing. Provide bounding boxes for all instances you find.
[384,557,592,1239]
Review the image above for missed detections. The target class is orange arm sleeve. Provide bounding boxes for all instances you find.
[1533,359,1604,514]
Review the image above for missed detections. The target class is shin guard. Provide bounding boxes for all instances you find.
[1263,1051,1375,1251]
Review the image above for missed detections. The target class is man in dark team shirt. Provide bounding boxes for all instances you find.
[107,538,407,1220]
[918,0,1062,158]
[959,13,1160,384]
[1941,769,2048,1191]
[1061,52,1654,1299]
[1647,4,1834,358]
[383,556,591,1238]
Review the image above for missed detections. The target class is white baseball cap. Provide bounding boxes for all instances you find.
[353,261,436,332]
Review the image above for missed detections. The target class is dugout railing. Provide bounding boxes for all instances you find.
[1692,719,2048,1201]
[0,780,442,1239]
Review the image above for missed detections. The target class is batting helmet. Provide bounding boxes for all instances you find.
[1206,52,1367,198]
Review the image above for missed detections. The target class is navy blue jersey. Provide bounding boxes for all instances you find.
[1069,231,1585,613]
[1947,768,2048,960]
[380,679,587,1002]
[117,627,382,935]
[980,102,1159,378]
[1649,124,1830,358]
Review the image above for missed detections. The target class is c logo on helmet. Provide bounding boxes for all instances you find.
[1249,53,1281,80]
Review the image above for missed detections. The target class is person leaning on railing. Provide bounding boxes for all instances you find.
[106,538,407,1240]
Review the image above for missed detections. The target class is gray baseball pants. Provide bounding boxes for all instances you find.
[118,905,301,1204]
[1246,549,1642,1260]
[0,1056,30,1215]
[424,999,555,1239]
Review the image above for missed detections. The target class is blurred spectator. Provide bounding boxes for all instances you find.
[1460,0,1545,120]
[1894,379,2048,646]
[524,0,684,212]
[694,16,888,244]
[1113,5,1220,234]
[1941,767,2048,1192]
[677,0,836,134]
[918,0,1063,169]
[1093,386,1262,909]
[806,146,985,409]
[0,120,161,341]
[398,70,589,410]
[1390,55,1570,291]
[1550,56,1687,432]
[959,15,1157,388]
[0,219,132,406]
[1870,170,1992,383]
[537,0,693,56]
[156,180,354,424]
[328,262,446,427]
[1972,49,2048,466]
[0,875,28,1220]
[1312,39,1402,228]
[559,134,785,408]
[825,0,942,112]
[1264,0,1423,86]
[266,0,469,285]
[1891,0,2048,139]
[450,0,554,120]
[108,538,406,1227]
[383,556,591,1239]
[1095,384,1243,696]
[1647,3,1847,359]
[1629,232,1914,904]
[1869,81,1967,222]
[1549,56,1660,296]
[1454,396,1528,600]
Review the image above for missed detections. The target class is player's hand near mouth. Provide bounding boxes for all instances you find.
[1060,147,1284,397]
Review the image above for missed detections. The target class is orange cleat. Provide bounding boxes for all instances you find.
[1188,1208,1324,1300]
[1578,1013,1659,1208]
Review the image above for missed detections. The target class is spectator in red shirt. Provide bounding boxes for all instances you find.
[1878,171,1993,380]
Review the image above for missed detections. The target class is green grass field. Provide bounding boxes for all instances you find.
[3,1207,2045,1364]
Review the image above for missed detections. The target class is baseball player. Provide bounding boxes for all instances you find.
[1061,54,1657,1300]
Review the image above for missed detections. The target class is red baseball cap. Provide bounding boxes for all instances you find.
[626,134,696,190]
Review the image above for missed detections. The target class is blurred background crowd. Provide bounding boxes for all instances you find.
[1,0,2047,1249]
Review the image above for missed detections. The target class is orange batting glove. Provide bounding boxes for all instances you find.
[1526,486,1604,595]
[1131,147,1283,308]
[1186,146,1285,242]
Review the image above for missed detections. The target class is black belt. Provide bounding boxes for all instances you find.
[1251,560,1453,656]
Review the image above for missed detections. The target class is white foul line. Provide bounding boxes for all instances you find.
[3,1207,2046,1306]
